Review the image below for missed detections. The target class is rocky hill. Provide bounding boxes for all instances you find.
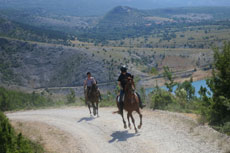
[0,38,110,88]
[0,17,71,45]
[0,36,213,89]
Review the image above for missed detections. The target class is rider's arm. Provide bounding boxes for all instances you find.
[92,77,96,84]
[84,80,86,89]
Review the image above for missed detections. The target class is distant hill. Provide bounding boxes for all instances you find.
[0,17,71,45]
[0,0,230,16]
[77,6,230,41]
[98,6,145,28]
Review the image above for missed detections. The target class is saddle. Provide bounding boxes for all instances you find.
[117,94,125,103]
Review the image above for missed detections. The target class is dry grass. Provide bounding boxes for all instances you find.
[11,120,80,153]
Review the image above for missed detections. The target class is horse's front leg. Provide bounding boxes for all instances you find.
[127,112,131,129]
[120,111,127,129]
[87,102,92,116]
[130,113,137,133]
[136,109,142,129]
[92,102,96,116]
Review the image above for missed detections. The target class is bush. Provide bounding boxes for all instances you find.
[0,87,53,111]
[99,92,116,107]
[150,88,176,110]
[0,111,44,152]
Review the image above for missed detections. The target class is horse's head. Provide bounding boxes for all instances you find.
[124,77,135,94]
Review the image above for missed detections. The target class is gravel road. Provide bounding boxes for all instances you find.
[6,107,230,153]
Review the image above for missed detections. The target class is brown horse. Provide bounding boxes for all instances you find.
[85,84,100,117]
[116,77,143,133]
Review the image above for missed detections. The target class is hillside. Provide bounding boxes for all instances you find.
[0,8,99,34]
[0,17,71,45]
[0,38,109,88]
[98,6,145,28]
[0,36,213,89]
[2,6,230,89]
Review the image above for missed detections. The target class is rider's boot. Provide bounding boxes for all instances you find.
[119,101,124,114]
[99,91,102,101]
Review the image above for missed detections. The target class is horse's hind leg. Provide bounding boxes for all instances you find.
[136,109,142,129]
[92,102,96,116]
[96,102,99,117]
[127,112,131,129]
[130,113,137,133]
[87,102,92,116]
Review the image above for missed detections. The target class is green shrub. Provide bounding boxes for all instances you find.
[99,92,116,107]
[150,88,176,110]
[0,111,44,153]
[0,87,53,111]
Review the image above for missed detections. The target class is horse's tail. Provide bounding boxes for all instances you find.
[112,111,120,114]
[112,95,120,114]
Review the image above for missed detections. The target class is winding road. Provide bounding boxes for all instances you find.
[6,107,230,153]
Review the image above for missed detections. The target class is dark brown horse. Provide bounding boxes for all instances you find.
[85,84,100,117]
[116,77,143,133]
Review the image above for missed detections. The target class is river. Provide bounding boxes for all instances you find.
[146,79,211,97]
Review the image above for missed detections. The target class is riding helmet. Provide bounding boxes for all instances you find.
[120,65,127,72]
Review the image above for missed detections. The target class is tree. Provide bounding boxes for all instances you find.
[163,66,177,92]
[207,42,230,125]
[176,78,195,100]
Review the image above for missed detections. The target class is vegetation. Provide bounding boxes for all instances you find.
[66,89,76,103]
[0,87,54,111]
[163,66,177,92]
[149,42,230,135]
[0,17,72,45]
[203,42,230,134]
[0,111,44,153]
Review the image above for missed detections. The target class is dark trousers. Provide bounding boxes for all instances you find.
[119,90,124,103]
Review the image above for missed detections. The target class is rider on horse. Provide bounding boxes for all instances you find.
[84,72,101,103]
[117,65,145,114]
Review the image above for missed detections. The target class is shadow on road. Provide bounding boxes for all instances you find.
[108,131,140,143]
[77,116,95,123]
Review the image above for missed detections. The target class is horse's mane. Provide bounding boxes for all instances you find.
[88,84,99,101]
[124,77,135,93]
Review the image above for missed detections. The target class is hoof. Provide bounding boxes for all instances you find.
[135,129,138,133]
[138,125,142,129]
[129,124,131,129]
[124,124,127,129]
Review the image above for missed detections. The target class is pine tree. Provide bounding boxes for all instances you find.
[207,42,230,125]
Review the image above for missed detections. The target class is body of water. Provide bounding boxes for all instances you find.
[146,79,211,97]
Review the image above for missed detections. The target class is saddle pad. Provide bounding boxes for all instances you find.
[117,95,125,102]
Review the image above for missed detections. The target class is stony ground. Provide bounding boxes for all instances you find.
[6,107,230,153]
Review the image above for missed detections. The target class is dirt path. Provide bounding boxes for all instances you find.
[6,107,230,153]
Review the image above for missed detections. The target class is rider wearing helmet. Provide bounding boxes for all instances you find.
[117,65,145,114]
